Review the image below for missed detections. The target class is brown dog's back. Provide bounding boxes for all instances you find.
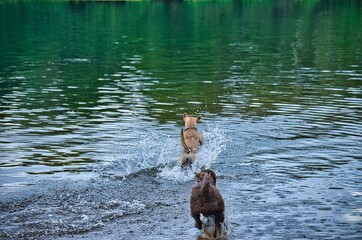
[191,172,224,216]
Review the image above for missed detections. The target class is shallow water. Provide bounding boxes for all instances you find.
[1,0,362,239]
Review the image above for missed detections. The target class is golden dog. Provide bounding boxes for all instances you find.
[179,112,203,168]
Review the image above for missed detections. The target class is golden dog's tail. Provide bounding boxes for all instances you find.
[180,128,190,153]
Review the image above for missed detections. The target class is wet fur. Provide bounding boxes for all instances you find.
[190,171,225,239]
[179,112,203,167]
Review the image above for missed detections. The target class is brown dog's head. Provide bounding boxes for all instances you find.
[201,169,217,185]
[183,112,201,128]
[196,169,217,186]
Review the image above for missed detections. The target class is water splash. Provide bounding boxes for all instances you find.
[95,124,227,182]
[199,214,229,240]
[158,125,227,182]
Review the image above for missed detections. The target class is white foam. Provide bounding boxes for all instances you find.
[157,165,198,183]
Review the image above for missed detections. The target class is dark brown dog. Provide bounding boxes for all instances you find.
[190,170,225,239]
[179,112,203,168]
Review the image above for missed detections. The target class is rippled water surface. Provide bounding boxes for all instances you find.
[1,0,361,239]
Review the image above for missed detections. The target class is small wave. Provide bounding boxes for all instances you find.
[63,58,91,63]
[0,193,145,239]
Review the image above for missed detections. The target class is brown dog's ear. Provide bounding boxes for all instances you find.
[197,115,201,122]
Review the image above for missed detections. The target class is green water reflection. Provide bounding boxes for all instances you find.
[1,0,361,122]
[0,0,361,174]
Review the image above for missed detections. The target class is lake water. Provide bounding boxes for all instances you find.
[0,0,361,239]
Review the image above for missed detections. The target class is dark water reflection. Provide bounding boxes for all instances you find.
[0,0,361,239]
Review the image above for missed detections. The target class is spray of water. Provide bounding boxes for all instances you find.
[95,124,227,181]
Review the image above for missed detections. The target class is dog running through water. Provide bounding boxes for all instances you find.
[179,112,203,168]
[190,170,225,239]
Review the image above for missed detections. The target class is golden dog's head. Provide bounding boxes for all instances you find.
[183,112,201,128]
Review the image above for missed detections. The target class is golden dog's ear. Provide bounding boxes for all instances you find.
[183,112,188,119]
[197,115,201,121]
